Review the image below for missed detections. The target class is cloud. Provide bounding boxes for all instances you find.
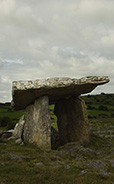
[2,59,23,65]
[0,76,12,102]
[0,59,2,67]
[0,76,11,84]
[0,0,114,102]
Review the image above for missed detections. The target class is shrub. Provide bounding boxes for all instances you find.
[98,114,108,118]
[88,95,91,98]
[0,116,11,127]
[7,120,17,130]
[111,113,114,117]
[88,115,92,119]
[87,105,96,110]
[101,92,105,95]
[98,105,108,111]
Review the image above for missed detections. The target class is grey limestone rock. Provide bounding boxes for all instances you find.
[15,138,23,145]
[1,130,14,139]
[11,76,109,150]
[12,76,109,110]
[13,115,25,139]
[54,96,89,146]
[80,169,88,175]
[23,96,51,149]
[35,162,44,166]
[87,160,107,169]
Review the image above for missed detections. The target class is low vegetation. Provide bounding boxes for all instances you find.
[0,93,114,183]
[82,93,114,119]
[0,118,114,184]
[0,93,114,130]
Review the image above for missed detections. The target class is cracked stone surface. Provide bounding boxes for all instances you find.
[12,76,109,110]
[23,96,51,149]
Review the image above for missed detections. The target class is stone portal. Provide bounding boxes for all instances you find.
[11,76,109,149]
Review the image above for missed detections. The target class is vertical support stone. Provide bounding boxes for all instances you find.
[54,96,89,146]
[23,96,51,149]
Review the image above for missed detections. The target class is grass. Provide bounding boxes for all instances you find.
[0,94,114,183]
[0,118,114,184]
[82,93,114,118]
[0,93,114,130]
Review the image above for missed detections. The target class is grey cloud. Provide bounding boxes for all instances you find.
[0,0,114,102]
[0,76,11,102]
[0,59,2,67]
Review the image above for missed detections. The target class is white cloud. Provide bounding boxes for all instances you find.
[0,0,114,102]
[0,0,15,16]
[1,76,11,84]
[2,59,23,65]
[0,59,2,67]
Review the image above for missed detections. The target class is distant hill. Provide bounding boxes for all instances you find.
[82,93,114,119]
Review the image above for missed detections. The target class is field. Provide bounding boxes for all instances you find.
[0,93,114,130]
[0,93,114,184]
[82,93,114,119]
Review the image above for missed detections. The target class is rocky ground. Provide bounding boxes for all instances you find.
[0,118,114,184]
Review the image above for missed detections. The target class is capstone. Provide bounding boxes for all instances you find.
[11,76,109,149]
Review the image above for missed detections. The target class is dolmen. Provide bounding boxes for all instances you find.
[11,76,109,149]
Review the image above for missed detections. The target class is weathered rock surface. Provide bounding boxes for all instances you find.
[12,76,109,110]
[23,96,51,149]
[57,142,99,158]
[0,130,14,139]
[54,97,89,146]
[51,126,60,149]
[87,160,107,169]
[12,115,25,139]
[11,76,109,150]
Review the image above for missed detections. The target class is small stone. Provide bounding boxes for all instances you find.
[1,131,13,139]
[64,165,71,169]
[15,138,22,144]
[80,169,88,175]
[10,155,23,161]
[8,136,16,140]
[1,163,5,166]
[109,159,114,167]
[99,169,110,178]
[20,142,24,146]
[35,162,44,166]
[87,160,106,169]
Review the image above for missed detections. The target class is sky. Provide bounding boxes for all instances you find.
[0,0,114,102]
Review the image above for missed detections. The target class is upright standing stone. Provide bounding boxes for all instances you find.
[13,115,25,139]
[54,97,89,146]
[23,96,51,149]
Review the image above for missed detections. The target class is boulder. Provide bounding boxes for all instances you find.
[54,97,89,146]
[12,115,25,139]
[23,96,51,149]
[1,129,14,139]
[12,76,109,110]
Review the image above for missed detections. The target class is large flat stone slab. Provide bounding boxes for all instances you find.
[12,76,109,110]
